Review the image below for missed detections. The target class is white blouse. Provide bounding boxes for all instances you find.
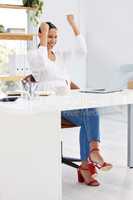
[28,34,87,91]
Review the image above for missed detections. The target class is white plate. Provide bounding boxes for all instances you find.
[37,91,55,96]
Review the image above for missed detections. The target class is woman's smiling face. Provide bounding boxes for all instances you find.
[47,28,58,49]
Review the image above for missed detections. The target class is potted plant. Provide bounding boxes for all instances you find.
[22,0,44,26]
[0,24,5,33]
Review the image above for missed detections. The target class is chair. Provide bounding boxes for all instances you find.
[61,81,81,169]
[120,64,133,88]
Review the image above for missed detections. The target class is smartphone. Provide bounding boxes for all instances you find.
[0,97,18,102]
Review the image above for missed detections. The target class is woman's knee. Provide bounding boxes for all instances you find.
[82,108,99,117]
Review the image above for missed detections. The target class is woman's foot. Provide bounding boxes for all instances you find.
[89,148,112,171]
[77,164,100,186]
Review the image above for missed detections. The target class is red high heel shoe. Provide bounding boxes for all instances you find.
[87,162,97,178]
[77,165,100,186]
[89,148,113,171]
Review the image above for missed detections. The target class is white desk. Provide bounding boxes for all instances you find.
[0,89,133,200]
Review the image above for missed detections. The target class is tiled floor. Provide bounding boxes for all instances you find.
[62,106,133,200]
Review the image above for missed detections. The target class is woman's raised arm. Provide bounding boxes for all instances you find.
[66,14,87,55]
[67,15,80,36]
[39,22,49,47]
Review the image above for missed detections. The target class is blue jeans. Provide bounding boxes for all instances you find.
[61,108,100,161]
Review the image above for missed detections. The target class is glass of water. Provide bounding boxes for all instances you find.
[22,81,39,100]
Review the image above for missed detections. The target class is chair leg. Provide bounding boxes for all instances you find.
[63,157,81,162]
[61,142,81,168]
[62,157,80,168]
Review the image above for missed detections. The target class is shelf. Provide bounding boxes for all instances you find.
[0,4,36,10]
[0,75,24,81]
[0,33,34,41]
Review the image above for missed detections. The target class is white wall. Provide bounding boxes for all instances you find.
[40,0,133,89]
[85,0,133,89]
[40,0,87,87]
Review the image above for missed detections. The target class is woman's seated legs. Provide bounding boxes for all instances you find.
[61,108,112,186]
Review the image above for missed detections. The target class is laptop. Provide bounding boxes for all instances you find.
[80,87,123,94]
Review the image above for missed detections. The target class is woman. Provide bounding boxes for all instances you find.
[28,15,112,186]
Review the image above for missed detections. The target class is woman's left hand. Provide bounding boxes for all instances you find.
[66,14,75,26]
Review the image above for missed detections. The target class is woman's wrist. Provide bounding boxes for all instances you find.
[71,24,80,36]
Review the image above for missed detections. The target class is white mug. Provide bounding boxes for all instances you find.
[54,87,70,96]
